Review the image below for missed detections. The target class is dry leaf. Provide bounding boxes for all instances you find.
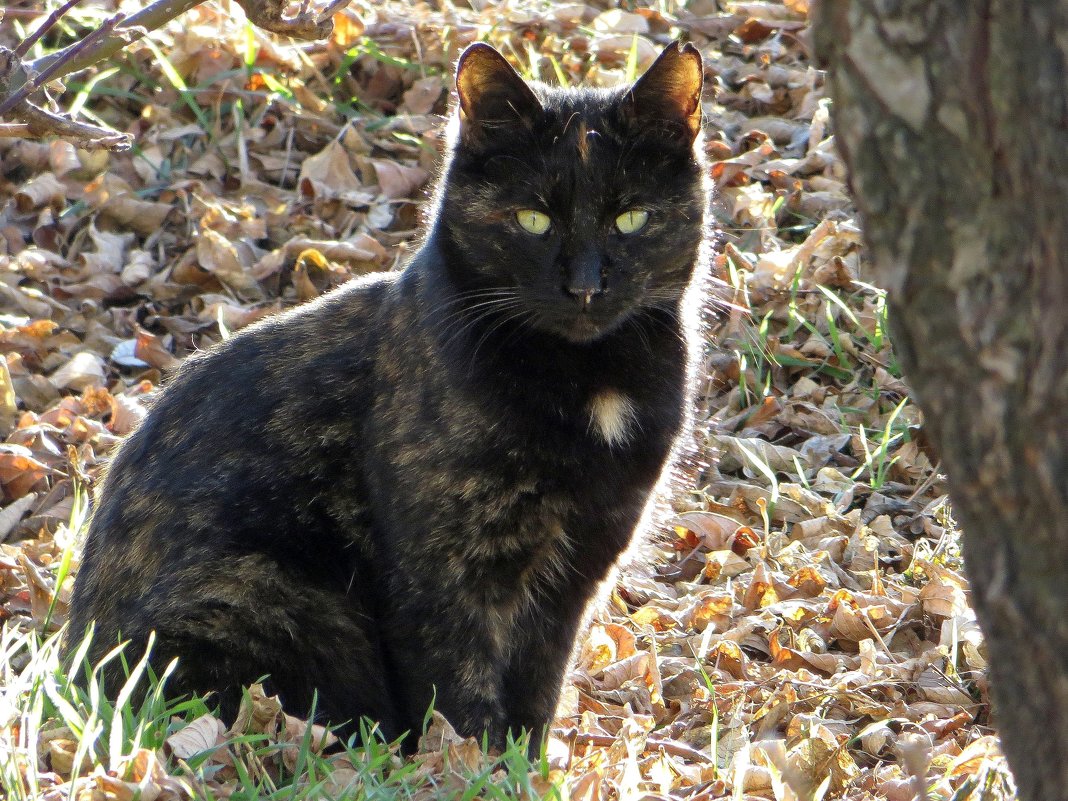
[49,352,106,391]
[165,713,227,760]
[299,140,364,195]
[370,159,428,199]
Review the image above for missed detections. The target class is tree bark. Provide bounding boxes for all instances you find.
[811,2,1068,799]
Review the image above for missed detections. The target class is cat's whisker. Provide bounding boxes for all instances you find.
[487,309,542,360]
[633,303,690,350]
[465,308,537,375]
[431,291,522,327]
[428,288,521,317]
[434,296,522,332]
[437,299,525,353]
[623,314,655,355]
[430,289,520,316]
[439,311,524,362]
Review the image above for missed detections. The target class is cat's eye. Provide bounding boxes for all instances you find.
[516,210,552,235]
[615,209,649,234]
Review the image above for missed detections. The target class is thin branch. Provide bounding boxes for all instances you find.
[2,0,350,151]
[0,14,123,118]
[0,9,50,20]
[13,0,86,60]
[0,123,32,138]
[315,0,351,25]
[553,727,716,765]
[25,0,349,85]
[26,0,205,82]
[13,101,132,151]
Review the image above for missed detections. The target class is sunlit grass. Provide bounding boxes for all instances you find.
[0,625,556,800]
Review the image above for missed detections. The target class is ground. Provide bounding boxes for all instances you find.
[0,1,1016,799]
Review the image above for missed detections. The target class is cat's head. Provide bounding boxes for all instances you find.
[434,41,709,344]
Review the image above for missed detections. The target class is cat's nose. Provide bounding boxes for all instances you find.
[565,284,605,310]
[563,252,607,309]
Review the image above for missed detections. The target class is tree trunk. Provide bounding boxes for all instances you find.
[811,2,1068,798]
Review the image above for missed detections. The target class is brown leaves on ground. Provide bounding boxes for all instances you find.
[0,1,1014,799]
[32,684,338,800]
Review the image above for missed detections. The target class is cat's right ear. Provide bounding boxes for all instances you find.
[455,43,541,138]
[626,41,703,144]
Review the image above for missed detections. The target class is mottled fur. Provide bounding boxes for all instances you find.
[68,42,711,751]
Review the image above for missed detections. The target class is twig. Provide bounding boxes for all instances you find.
[0,9,50,20]
[315,0,352,25]
[22,0,350,97]
[26,0,203,83]
[0,14,122,117]
[12,102,131,150]
[13,0,86,60]
[0,122,32,138]
[233,0,351,40]
[553,727,716,764]
[2,0,350,150]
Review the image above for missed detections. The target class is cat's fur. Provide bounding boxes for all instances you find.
[68,41,711,751]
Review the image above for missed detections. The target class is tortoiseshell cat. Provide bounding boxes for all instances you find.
[68,41,711,751]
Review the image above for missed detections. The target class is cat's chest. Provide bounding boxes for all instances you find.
[436,388,665,555]
[401,380,672,517]
[372,368,677,558]
[585,388,641,448]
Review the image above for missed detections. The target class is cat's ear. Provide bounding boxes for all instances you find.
[455,43,541,133]
[626,41,703,142]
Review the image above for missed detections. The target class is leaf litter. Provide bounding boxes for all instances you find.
[0,1,1015,799]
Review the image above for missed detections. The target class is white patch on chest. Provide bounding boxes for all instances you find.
[588,390,637,447]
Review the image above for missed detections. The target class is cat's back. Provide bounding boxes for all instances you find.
[71,269,404,642]
[106,268,400,494]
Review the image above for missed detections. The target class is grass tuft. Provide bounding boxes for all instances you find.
[0,625,555,800]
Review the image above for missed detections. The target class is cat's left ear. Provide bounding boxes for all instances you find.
[455,43,542,133]
[626,41,703,142]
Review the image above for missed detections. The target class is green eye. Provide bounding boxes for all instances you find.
[516,209,551,235]
[615,209,649,234]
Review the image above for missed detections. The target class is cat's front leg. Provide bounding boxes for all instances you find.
[384,605,513,750]
[501,511,643,754]
[502,586,593,755]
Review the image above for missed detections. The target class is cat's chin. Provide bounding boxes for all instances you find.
[547,311,628,344]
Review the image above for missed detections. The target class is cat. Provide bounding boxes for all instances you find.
[67,40,711,753]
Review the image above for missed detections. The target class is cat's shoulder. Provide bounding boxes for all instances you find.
[239,268,401,345]
[129,269,404,437]
[180,270,401,372]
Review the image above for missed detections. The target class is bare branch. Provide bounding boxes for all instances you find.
[0,123,32,138]
[25,0,202,86]
[0,14,123,118]
[13,0,87,60]
[0,9,50,21]
[316,0,352,26]
[24,0,351,85]
[13,101,132,151]
[1,0,351,151]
